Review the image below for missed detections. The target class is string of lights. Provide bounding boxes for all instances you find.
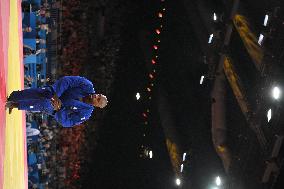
[136,0,166,160]
[136,1,191,187]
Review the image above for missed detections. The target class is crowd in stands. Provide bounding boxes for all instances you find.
[22,0,52,88]
[27,115,88,189]
[27,116,57,189]
[57,0,124,188]
[58,0,89,76]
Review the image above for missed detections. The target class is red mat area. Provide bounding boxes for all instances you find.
[0,0,9,187]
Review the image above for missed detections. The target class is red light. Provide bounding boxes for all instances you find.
[156,29,161,34]
[153,45,158,50]
[149,73,154,79]
[158,12,163,18]
[151,59,156,64]
[147,87,151,92]
[142,113,147,118]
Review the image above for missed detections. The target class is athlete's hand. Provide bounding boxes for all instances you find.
[51,94,62,111]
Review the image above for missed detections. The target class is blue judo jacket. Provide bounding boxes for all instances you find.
[52,76,96,127]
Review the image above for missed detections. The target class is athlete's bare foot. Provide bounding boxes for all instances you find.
[5,101,18,114]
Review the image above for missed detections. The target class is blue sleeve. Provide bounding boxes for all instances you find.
[54,103,94,127]
[52,76,95,97]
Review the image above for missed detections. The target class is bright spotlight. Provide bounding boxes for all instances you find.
[200,75,205,84]
[182,152,187,161]
[258,34,264,45]
[267,109,272,122]
[176,178,181,186]
[263,14,269,26]
[149,150,153,159]
[208,34,214,44]
[136,93,140,100]
[213,13,217,21]
[180,164,184,172]
[272,86,281,100]
[215,176,222,186]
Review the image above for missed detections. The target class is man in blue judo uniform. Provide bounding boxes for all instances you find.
[5,76,108,127]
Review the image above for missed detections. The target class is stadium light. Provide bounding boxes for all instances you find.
[258,34,264,45]
[215,176,222,186]
[272,86,281,100]
[263,14,269,26]
[176,178,181,186]
[180,164,184,172]
[200,75,205,84]
[213,13,217,21]
[136,93,140,100]
[149,151,153,159]
[208,34,214,44]
[182,152,187,161]
[267,109,272,122]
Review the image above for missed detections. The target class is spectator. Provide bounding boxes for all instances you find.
[23,26,33,33]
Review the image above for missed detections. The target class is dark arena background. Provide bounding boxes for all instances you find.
[0,0,284,189]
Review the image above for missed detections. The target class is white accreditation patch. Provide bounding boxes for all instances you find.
[72,107,78,110]
[30,106,34,109]
[81,117,85,120]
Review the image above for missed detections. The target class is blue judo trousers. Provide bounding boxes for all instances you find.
[9,88,54,113]
[9,76,96,127]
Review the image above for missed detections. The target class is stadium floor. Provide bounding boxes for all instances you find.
[0,0,27,189]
